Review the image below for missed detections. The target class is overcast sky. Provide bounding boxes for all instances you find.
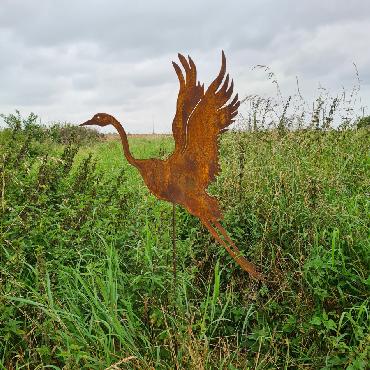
[0,0,369,133]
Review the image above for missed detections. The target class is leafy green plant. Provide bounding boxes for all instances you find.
[0,108,368,369]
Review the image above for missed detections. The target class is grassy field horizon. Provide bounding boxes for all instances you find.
[0,113,369,369]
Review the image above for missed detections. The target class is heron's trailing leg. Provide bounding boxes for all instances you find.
[203,220,264,281]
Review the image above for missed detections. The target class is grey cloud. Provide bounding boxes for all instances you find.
[72,74,97,91]
[0,0,369,132]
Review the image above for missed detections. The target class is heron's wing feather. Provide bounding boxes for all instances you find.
[172,54,204,153]
[183,51,240,187]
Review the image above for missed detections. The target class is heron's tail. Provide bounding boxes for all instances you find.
[202,219,264,281]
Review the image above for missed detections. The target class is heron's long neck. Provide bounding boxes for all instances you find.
[111,119,139,167]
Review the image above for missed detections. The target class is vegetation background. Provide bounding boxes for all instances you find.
[0,81,369,369]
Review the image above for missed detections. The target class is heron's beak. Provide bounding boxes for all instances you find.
[80,119,93,126]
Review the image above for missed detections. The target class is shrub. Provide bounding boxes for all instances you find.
[0,110,103,146]
[356,115,370,129]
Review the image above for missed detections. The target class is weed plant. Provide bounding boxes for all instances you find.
[0,103,369,368]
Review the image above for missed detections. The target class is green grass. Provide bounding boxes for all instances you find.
[0,127,369,369]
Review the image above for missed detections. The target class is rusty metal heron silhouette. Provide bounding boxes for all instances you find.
[81,51,263,280]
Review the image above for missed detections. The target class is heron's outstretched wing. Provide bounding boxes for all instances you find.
[183,51,240,188]
[171,54,204,153]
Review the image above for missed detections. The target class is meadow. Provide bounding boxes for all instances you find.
[0,111,369,369]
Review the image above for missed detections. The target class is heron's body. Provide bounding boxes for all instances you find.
[82,52,264,280]
[136,156,221,222]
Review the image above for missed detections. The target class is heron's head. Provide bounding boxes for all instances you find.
[80,113,114,127]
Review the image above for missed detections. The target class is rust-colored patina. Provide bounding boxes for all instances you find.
[81,52,263,280]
